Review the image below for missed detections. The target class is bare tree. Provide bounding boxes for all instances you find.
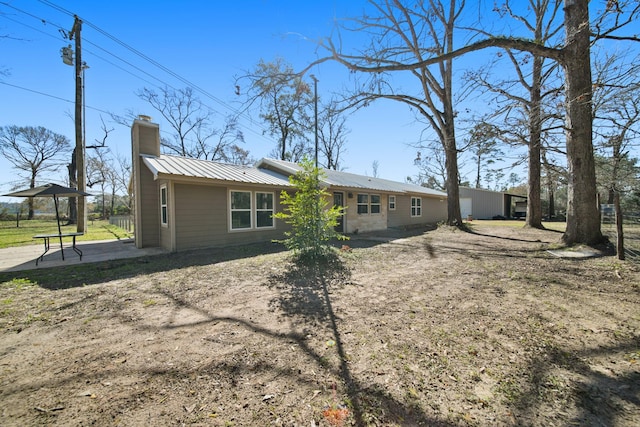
[136,86,245,161]
[310,0,640,244]
[314,0,466,226]
[466,0,565,228]
[68,117,113,224]
[318,99,350,170]
[0,125,70,219]
[86,148,113,219]
[592,49,640,204]
[114,153,132,214]
[239,58,313,162]
[194,115,245,163]
[371,160,380,178]
[413,142,448,190]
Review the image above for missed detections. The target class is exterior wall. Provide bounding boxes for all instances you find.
[459,187,505,219]
[421,196,448,223]
[172,182,289,251]
[131,118,161,249]
[388,195,447,228]
[137,166,160,247]
[137,125,160,157]
[343,191,387,233]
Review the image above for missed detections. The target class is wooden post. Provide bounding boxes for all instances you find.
[71,15,86,233]
[614,190,625,261]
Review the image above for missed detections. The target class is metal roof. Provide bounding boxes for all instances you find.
[258,158,447,198]
[142,155,291,187]
[142,155,447,198]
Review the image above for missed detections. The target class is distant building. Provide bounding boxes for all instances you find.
[459,187,527,220]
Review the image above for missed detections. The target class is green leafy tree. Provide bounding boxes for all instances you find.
[274,158,347,260]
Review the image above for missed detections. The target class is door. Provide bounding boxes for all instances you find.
[333,192,345,232]
[460,198,472,220]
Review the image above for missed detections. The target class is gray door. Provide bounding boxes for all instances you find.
[333,192,344,232]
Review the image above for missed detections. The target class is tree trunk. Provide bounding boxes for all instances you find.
[28,172,35,220]
[549,187,555,219]
[444,127,462,226]
[443,1,462,227]
[561,0,603,245]
[526,52,543,228]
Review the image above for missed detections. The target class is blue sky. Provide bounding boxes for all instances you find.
[2,0,449,198]
[1,0,588,199]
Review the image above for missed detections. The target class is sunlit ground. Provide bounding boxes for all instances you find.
[469,218,640,261]
[467,219,566,232]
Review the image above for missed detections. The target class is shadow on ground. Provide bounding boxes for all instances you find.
[266,253,457,426]
[0,226,436,290]
[0,242,288,290]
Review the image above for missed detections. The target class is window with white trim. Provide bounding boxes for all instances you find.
[255,192,274,228]
[160,185,168,227]
[357,194,369,214]
[411,197,422,217]
[230,191,252,230]
[389,195,396,210]
[370,194,381,214]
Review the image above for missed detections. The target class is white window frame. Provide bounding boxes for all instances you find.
[255,191,275,229]
[357,193,369,215]
[229,190,276,232]
[370,194,381,214]
[160,184,168,227]
[389,195,396,210]
[229,190,252,231]
[411,196,422,217]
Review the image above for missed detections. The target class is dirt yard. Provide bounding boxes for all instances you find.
[0,223,638,426]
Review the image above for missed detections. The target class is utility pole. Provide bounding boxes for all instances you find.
[68,15,86,233]
[310,75,319,243]
[310,75,318,168]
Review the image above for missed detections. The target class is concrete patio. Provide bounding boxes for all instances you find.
[0,238,167,272]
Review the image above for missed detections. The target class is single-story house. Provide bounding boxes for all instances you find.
[131,117,447,252]
[459,187,527,219]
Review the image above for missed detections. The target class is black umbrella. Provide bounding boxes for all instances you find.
[3,183,92,259]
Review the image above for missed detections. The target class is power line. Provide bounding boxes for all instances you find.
[0,81,112,115]
[35,0,273,142]
[0,81,206,148]
[3,0,275,146]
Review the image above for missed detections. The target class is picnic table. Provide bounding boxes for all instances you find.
[32,232,84,266]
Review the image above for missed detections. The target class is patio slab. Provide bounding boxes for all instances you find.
[0,239,167,272]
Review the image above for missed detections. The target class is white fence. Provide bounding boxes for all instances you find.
[109,215,133,232]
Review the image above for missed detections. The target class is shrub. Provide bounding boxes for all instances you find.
[274,158,348,261]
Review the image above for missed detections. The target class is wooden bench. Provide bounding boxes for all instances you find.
[32,232,84,266]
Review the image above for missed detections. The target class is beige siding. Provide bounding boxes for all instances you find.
[172,183,289,251]
[132,118,162,248]
[137,164,160,247]
[421,196,448,223]
[137,123,160,157]
[388,195,446,228]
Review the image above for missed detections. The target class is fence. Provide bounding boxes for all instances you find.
[601,214,640,262]
[109,215,134,232]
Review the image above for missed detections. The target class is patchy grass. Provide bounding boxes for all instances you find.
[0,219,132,248]
[0,224,638,426]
